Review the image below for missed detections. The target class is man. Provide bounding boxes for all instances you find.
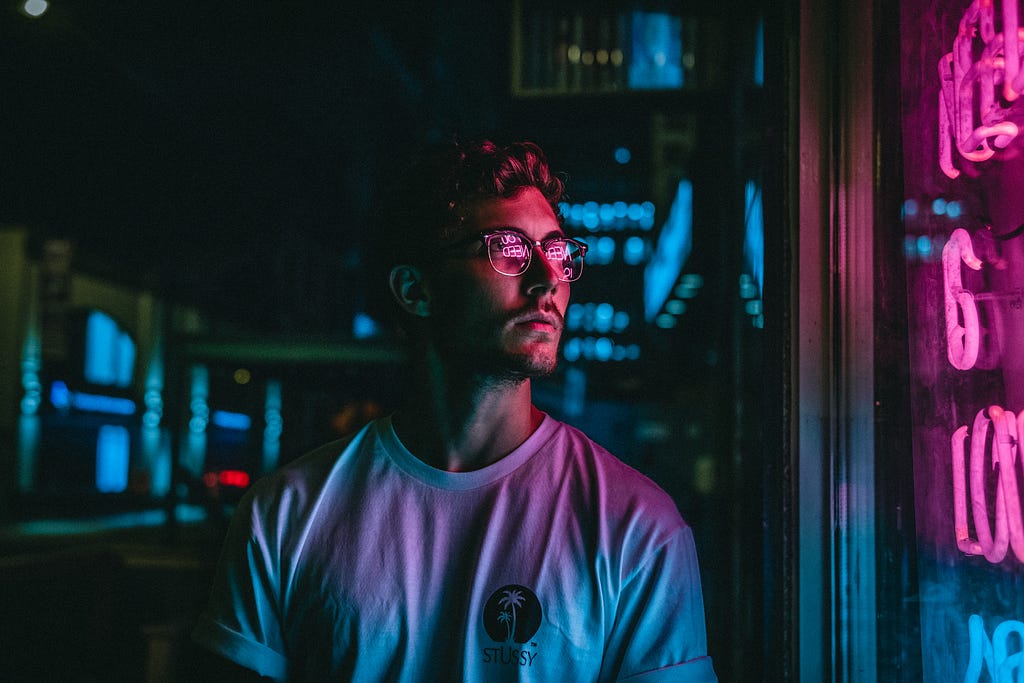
[192,139,716,681]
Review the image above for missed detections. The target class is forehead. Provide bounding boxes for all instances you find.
[459,186,562,238]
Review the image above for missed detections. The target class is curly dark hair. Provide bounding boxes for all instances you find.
[364,138,566,329]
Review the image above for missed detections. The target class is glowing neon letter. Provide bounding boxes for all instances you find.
[545,244,566,260]
[937,1,1023,178]
[942,228,983,370]
[953,406,1024,564]
[966,614,1024,683]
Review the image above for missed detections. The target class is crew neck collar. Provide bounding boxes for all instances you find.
[378,412,557,490]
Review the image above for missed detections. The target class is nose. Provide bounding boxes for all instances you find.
[522,244,561,297]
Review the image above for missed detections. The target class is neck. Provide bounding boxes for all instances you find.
[392,346,545,472]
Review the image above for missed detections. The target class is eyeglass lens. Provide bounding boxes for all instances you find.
[486,232,584,281]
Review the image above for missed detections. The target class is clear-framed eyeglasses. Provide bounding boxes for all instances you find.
[446,228,589,282]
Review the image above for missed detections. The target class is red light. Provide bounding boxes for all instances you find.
[218,470,250,488]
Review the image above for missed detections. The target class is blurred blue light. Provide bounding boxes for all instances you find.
[212,410,252,431]
[84,310,135,388]
[595,337,614,361]
[564,338,581,362]
[595,303,614,333]
[903,199,919,217]
[655,314,677,329]
[566,303,584,331]
[353,312,379,339]
[743,180,765,298]
[96,425,129,493]
[754,18,764,86]
[917,235,933,258]
[932,197,948,215]
[624,236,646,265]
[645,180,692,321]
[614,147,632,164]
[666,299,687,315]
[73,392,136,415]
[50,380,71,410]
[629,11,684,89]
[946,200,962,218]
[904,235,918,259]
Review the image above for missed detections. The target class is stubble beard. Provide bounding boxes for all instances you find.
[437,326,561,390]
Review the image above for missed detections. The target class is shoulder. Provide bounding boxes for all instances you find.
[240,419,379,525]
[542,417,688,534]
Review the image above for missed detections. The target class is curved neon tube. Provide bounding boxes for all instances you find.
[942,228,983,370]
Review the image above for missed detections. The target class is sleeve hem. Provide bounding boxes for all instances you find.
[620,655,718,682]
[191,616,288,681]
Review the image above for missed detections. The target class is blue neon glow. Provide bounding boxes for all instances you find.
[263,379,283,473]
[50,380,137,415]
[917,235,933,258]
[614,147,632,164]
[182,365,209,477]
[21,326,42,416]
[624,236,647,265]
[353,312,380,339]
[754,18,764,86]
[629,12,684,89]
[212,410,252,431]
[644,179,693,321]
[932,197,948,215]
[561,200,656,232]
[594,303,614,333]
[743,180,765,297]
[74,392,137,415]
[564,338,581,362]
[84,311,136,388]
[96,424,130,493]
[17,413,40,493]
[50,380,71,410]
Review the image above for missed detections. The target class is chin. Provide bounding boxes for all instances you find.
[507,353,559,378]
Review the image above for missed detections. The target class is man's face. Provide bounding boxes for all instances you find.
[426,186,571,380]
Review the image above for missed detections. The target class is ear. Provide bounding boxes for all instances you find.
[388,265,431,318]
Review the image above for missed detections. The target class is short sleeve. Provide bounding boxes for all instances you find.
[191,490,289,681]
[602,525,718,682]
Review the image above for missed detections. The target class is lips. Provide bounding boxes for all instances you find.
[509,310,563,331]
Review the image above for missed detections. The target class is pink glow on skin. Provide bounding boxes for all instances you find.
[451,188,570,376]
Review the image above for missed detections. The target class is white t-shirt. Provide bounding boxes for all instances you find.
[192,414,716,682]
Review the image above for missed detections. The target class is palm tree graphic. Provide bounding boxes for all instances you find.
[498,610,513,642]
[498,589,526,643]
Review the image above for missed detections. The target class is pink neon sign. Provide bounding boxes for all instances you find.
[942,228,983,370]
[938,0,1024,178]
[951,406,1024,563]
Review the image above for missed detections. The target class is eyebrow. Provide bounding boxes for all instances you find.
[485,225,567,241]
